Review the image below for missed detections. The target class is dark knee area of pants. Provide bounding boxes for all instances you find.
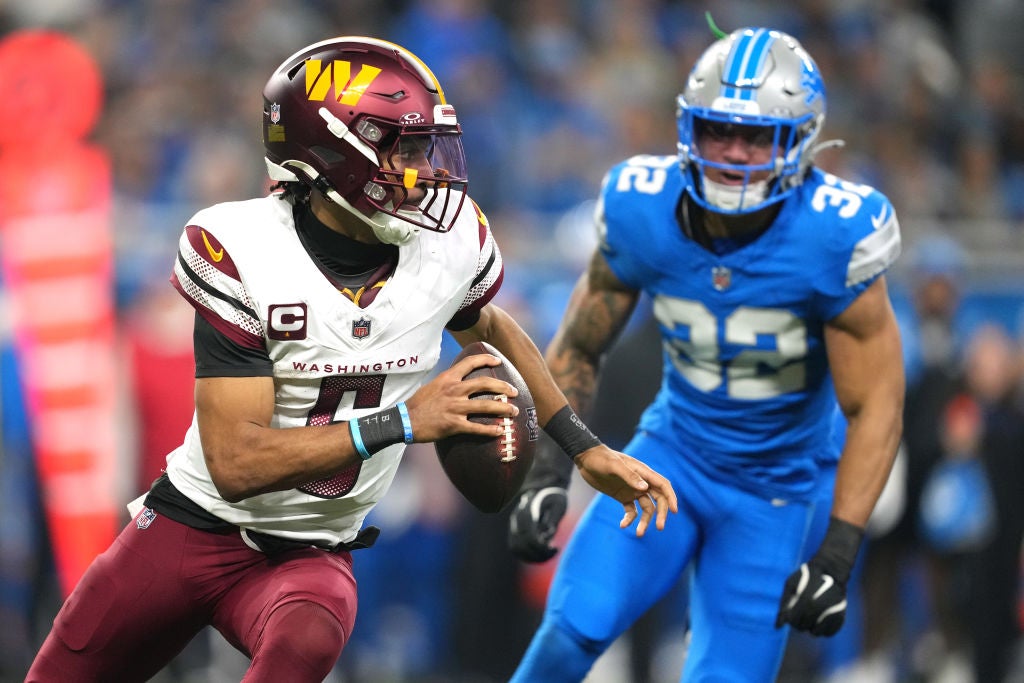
[249,601,346,681]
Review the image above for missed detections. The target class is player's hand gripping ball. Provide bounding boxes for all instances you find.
[435,342,539,513]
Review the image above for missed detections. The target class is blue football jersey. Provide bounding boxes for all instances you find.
[598,155,900,499]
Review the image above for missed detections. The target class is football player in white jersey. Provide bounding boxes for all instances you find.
[27,37,676,683]
[508,26,904,682]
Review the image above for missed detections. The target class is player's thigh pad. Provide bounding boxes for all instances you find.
[29,514,203,681]
[48,536,160,654]
[214,546,358,656]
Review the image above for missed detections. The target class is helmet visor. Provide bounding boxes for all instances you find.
[371,127,468,232]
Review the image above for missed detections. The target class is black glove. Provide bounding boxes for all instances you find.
[508,486,568,562]
[775,517,864,637]
[508,433,573,563]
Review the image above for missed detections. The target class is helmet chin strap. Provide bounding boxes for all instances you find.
[267,157,424,246]
[367,211,421,246]
[701,176,770,212]
[323,187,421,246]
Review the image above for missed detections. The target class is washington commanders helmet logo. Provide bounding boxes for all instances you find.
[305,60,382,105]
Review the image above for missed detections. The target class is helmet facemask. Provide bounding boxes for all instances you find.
[678,108,821,213]
[359,118,468,236]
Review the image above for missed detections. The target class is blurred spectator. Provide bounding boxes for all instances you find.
[910,393,989,681]
[578,0,679,159]
[860,234,970,680]
[900,234,969,384]
[953,0,1024,224]
[506,1,611,223]
[957,324,1024,683]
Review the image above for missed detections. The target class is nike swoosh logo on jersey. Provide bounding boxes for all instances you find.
[201,229,224,262]
[471,199,488,226]
[870,205,889,231]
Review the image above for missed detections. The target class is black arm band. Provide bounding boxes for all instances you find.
[812,516,865,583]
[349,404,411,459]
[543,405,602,461]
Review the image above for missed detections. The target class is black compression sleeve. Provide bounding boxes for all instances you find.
[193,312,273,378]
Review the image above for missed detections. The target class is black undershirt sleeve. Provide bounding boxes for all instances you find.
[193,311,274,378]
[445,306,482,332]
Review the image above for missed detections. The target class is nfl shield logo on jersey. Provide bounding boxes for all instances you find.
[136,507,157,530]
[352,317,372,339]
[270,102,281,124]
[712,266,732,291]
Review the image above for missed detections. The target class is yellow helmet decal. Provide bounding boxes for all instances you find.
[305,59,383,105]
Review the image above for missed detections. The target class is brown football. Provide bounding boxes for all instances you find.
[434,341,539,513]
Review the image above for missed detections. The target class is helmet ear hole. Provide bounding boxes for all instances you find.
[310,146,346,165]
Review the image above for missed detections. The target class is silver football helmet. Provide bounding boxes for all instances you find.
[677,28,831,214]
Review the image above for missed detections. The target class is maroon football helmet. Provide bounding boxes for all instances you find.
[263,36,468,243]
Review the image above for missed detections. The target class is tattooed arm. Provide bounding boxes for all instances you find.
[503,247,673,540]
[546,248,641,416]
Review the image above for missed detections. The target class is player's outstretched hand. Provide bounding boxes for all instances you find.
[404,352,518,442]
[574,446,677,536]
[508,486,568,562]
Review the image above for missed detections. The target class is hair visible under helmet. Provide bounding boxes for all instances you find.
[262,36,468,245]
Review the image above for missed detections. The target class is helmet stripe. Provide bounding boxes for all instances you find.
[721,29,775,101]
[339,35,447,104]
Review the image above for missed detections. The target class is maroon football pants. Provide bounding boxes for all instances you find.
[26,510,358,682]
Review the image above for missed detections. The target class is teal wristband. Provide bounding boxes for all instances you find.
[396,401,414,444]
[349,418,371,460]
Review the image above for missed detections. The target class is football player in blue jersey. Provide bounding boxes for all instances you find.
[508,25,904,682]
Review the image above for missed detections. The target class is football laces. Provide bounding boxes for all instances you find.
[496,394,517,462]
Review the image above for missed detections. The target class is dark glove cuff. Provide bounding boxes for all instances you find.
[812,516,865,584]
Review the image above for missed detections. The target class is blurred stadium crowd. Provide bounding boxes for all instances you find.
[1,0,1023,682]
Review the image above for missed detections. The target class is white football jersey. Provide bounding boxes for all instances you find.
[165,192,502,545]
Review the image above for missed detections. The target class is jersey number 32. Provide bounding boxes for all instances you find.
[654,296,808,400]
